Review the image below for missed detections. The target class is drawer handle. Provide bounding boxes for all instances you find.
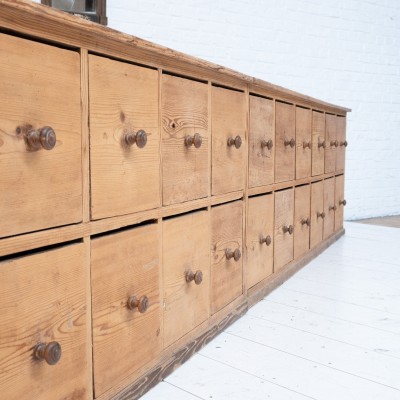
[225,248,241,261]
[317,211,326,219]
[185,270,203,285]
[329,205,337,211]
[185,133,203,148]
[33,341,61,365]
[282,225,294,234]
[124,129,148,148]
[303,141,311,149]
[127,295,149,313]
[318,140,326,149]
[25,126,56,151]
[284,138,296,148]
[261,139,273,150]
[339,199,347,206]
[260,235,272,246]
[330,140,339,147]
[301,218,311,227]
[227,135,242,149]
[340,140,348,147]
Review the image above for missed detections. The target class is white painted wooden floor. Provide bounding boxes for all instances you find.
[141,222,400,400]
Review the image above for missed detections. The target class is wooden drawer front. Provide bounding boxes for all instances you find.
[310,181,324,248]
[312,111,325,176]
[274,188,294,272]
[89,55,160,220]
[247,194,274,289]
[249,96,274,187]
[336,116,347,171]
[294,185,311,259]
[211,201,243,314]
[296,107,312,179]
[163,211,210,348]
[162,75,209,205]
[211,87,246,195]
[275,102,295,183]
[324,114,337,173]
[323,177,335,239]
[0,243,89,400]
[0,34,82,238]
[91,223,161,396]
[335,175,345,231]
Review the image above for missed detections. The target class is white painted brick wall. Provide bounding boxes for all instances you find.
[32,0,400,220]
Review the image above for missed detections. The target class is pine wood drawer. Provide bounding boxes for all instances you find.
[211,86,246,195]
[336,116,347,171]
[211,201,243,314]
[247,194,274,289]
[0,242,90,400]
[275,102,295,183]
[274,188,294,271]
[89,54,160,220]
[323,177,335,239]
[335,175,346,231]
[0,33,82,238]
[163,210,210,348]
[294,185,311,259]
[311,110,326,176]
[325,114,337,173]
[162,74,209,205]
[310,180,324,248]
[248,96,274,188]
[91,223,161,397]
[295,107,312,179]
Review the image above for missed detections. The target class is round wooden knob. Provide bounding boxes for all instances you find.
[185,133,202,148]
[284,138,295,148]
[226,248,241,261]
[340,140,348,147]
[339,199,347,206]
[33,341,62,365]
[26,126,56,151]
[260,235,272,246]
[329,205,337,211]
[127,295,149,313]
[317,211,326,219]
[124,129,147,148]
[301,217,311,227]
[282,225,294,234]
[227,135,242,149]
[185,270,203,285]
[318,140,326,149]
[330,140,339,147]
[261,139,273,150]
[303,141,311,149]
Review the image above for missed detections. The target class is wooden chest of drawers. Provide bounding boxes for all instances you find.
[0,1,349,399]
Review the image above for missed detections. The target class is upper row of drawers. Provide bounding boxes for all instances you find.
[0,34,346,238]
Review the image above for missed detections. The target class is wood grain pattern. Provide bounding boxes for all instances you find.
[294,185,311,258]
[311,110,325,176]
[323,177,335,239]
[248,96,274,188]
[336,116,346,171]
[0,242,89,400]
[211,201,243,314]
[163,210,210,348]
[89,54,160,220]
[162,74,209,205]
[91,223,161,397]
[325,114,337,174]
[310,181,324,248]
[295,107,312,179]
[211,87,247,195]
[0,33,82,238]
[335,174,345,231]
[246,194,274,289]
[275,102,295,183]
[274,188,294,271]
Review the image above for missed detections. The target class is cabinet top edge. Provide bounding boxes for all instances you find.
[0,0,351,114]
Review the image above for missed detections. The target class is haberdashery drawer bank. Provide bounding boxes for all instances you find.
[0,1,350,399]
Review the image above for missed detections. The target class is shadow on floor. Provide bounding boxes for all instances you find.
[353,215,400,228]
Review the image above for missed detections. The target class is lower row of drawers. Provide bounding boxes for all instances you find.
[0,176,344,400]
